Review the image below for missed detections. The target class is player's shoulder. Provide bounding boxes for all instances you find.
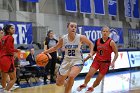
[79,34,86,38]
[110,39,116,46]
[2,35,12,40]
[62,34,68,38]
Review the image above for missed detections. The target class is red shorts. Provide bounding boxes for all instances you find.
[91,60,111,75]
[0,56,15,73]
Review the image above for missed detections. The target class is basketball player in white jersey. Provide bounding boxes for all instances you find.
[43,22,94,93]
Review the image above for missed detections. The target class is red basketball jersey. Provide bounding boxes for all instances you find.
[94,38,113,62]
[0,35,18,57]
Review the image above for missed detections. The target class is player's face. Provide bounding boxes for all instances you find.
[102,27,110,38]
[9,26,15,35]
[68,22,77,34]
[31,48,35,55]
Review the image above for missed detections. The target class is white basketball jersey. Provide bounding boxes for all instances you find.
[62,34,82,59]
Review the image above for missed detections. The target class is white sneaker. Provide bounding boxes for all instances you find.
[0,85,2,89]
[77,84,87,91]
[10,85,20,91]
[4,90,11,93]
[39,78,44,82]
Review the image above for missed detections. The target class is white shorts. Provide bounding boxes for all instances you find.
[58,58,84,75]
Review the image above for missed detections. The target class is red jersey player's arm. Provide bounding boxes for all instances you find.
[84,51,96,62]
[110,40,118,63]
[6,36,18,54]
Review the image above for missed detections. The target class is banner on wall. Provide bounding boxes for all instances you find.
[93,0,105,15]
[0,21,32,44]
[65,0,77,12]
[77,26,124,44]
[110,52,130,69]
[80,0,91,14]
[128,51,140,67]
[132,0,140,18]
[128,29,140,43]
[108,0,117,16]
[22,0,39,3]
[22,0,39,2]
[124,0,132,17]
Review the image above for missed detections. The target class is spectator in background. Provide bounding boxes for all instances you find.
[26,48,36,66]
[44,30,58,83]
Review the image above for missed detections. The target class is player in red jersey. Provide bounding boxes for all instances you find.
[77,26,118,93]
[0,25,20,93]
[0,27,4,72]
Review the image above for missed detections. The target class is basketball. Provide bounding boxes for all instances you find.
[36,53,49,67]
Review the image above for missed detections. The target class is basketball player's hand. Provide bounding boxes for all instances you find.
[83,53,93,62]
[41,51,46,54]
[110,61,115,69]
[14,52,18,59]
[89,53,92,57]
[83,58,88,62]
[17,49,21,52]
[47,53,52,59]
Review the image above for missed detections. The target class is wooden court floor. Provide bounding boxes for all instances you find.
[12,70,140,93]
[13,84,65,93]
[12,84,140,93]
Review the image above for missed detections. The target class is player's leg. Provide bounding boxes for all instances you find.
[84,67,98,85]
[85,73,104,93]
[92,73,104,88]
[77,67,97,91]
[77,60,99,91]
[56,73,67,86]
[5,69,16,91]
[86,62,110,93]
[65,65,81,93]
[0,56,11,90]
[1,72,8,89]
[56,58,70,86]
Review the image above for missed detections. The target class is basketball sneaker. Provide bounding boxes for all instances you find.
[4,90,11,93]
[10,85,20,91]
[85,87,94,93]
[77,84,87,91]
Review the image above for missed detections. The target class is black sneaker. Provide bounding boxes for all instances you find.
[50,78,56,83]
